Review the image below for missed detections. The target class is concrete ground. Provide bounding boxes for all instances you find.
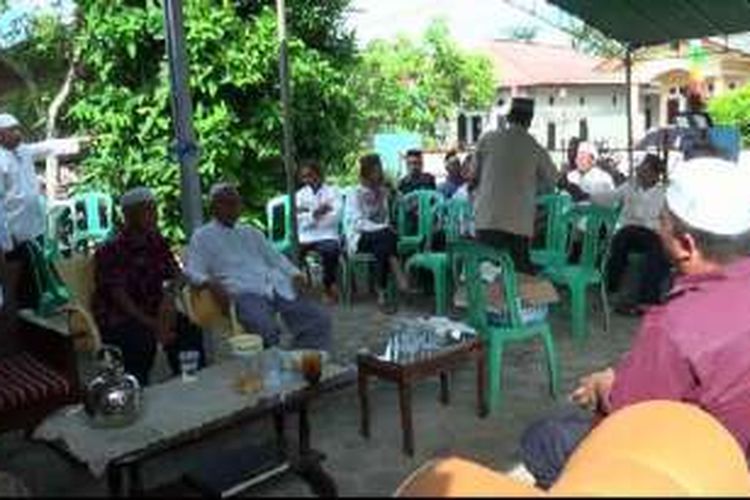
[0,290,640,497]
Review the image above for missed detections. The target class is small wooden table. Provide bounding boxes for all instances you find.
[357,329,487,456]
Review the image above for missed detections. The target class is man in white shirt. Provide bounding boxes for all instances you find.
[0,113,81,316]
[186,183,331,351]
[474,97,558,273]
[591,154,669,311]
[296,160,342,303]
[563,141,615,201]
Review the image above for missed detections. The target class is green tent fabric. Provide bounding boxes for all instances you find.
[548,0,750,47]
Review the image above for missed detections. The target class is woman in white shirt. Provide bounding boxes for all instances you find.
[344,154,408,310]
[591,154,670,312]
[296,160,342,303]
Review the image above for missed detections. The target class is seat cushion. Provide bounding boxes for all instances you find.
[0,353,73,412]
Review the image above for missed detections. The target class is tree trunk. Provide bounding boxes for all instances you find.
[45,61,77,199]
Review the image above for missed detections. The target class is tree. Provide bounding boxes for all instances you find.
[354,19,495,148]
[569,22,624,59]
[51,0,359,242]
[708,84,750,147]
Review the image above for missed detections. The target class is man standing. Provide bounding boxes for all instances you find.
[474,98,558,273]
[93,187,205,385]
[398,149,436,195]
[186,183,331,352]
[0,113,81,318]
[519,159,750,488]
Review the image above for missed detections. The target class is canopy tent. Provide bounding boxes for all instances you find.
[547,0,750,173]
[547,0,750,48]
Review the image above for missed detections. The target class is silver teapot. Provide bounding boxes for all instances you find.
[84,345,143,428]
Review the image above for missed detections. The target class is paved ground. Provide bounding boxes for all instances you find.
[0,289,640,496]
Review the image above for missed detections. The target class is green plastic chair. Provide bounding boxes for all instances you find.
[454,240,559,412]
[71,191,114,252]
[542,203,622,342]
[395,190,444,257]
[530,192,573,270]
[266,194,293,256]
[405,197,474,315]
[26,238,71,317]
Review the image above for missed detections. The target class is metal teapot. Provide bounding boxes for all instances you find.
[84,345,142,428]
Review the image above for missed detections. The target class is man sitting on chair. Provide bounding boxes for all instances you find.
[93,187,205,385]
[185,183,331,351]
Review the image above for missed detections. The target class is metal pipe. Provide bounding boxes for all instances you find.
[164,0,203,236]
[277,0,299,263]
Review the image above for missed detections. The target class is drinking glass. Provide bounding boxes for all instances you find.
[179,350,200,382]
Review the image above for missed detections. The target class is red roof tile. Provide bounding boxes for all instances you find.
[477,40,625,88]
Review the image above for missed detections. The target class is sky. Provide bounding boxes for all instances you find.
[0,0,573,49]
[344,0,573,48]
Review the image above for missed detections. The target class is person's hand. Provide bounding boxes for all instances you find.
[208,281,231,315]
[312,204,332,220]
[569,368,615,412]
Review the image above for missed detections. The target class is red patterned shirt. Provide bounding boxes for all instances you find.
[93,229,179,330]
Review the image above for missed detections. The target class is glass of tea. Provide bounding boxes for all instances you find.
[300,350,322,385]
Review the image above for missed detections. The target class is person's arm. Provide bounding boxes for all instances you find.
[315,186,342,233]
[602,313,692,414]
[255,228,301,278]
[590,181,627,207]
[184,230,232,312]
[25,137,86,161]
[296,189,316,230]
[111,288,159,332]
[536,148,558,195]
[350,189,388,233]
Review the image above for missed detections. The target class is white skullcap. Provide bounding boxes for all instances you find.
[209,182,237,200]
[120,187,155,209]
[666,158,750,236]
[0,114,20,129]
[577,141,598,160]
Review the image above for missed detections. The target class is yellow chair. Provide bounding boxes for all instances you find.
[395,401,750,497]
[53,254,101,353]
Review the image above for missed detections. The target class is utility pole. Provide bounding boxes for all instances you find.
[277,0,299,263]
[164,0,203,236]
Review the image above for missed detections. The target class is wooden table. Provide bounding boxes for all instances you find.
[357,335,487,456]
[34,357,355,497]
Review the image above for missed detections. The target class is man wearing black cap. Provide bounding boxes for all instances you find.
[474,97,558,273]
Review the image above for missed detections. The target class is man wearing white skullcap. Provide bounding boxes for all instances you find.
[185,182,331,351]
[0,113,81,320]
[518,158,750,488]
[562,141,615,201]
[92,186,204,385]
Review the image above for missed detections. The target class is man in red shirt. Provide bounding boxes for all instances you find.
[93,187,204,385]
[518,158,750,488]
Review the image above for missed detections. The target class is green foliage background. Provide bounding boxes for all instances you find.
[1,2,495,243]
[708,84,750,147]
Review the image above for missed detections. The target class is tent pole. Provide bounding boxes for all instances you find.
[625,44,635,178]
[277,0,299,264]
[164,0,203,236]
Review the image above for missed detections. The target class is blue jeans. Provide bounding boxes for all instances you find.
[234,292,332,351]
[519,411,593,489]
